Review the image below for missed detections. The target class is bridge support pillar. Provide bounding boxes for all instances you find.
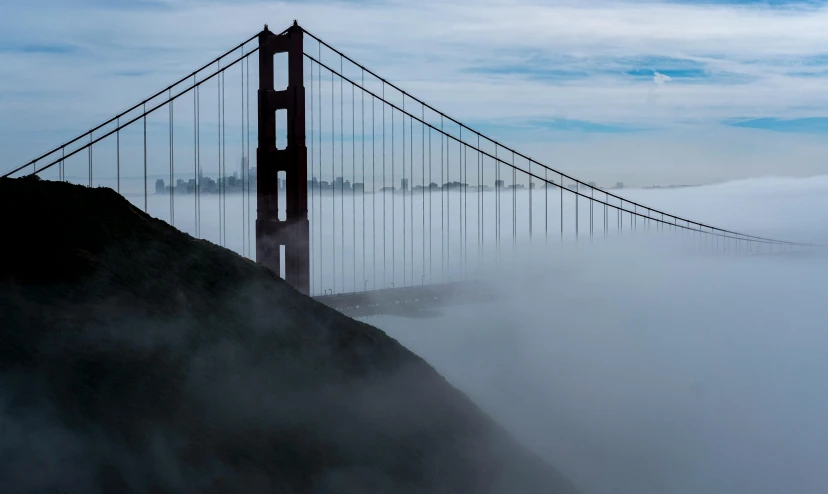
[256,22,310,295]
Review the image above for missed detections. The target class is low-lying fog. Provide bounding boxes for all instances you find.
[366,175,828,494]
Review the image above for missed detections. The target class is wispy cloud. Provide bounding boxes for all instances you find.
[0,43,78,54]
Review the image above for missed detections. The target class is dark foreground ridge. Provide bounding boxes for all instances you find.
[0,176,581,494]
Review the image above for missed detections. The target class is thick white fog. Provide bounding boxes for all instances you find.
[365,175,828,494]
[41,172,828,493]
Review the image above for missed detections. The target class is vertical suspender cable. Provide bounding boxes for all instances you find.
[143,103,148,212]
[116,117,120,193]
[88,133,92,187]
[497,146,502,262]
[221,69,226,246]
[512,152,516,257]
[402,95,406,286]
[410,104,414,284]
[463,129,467,278]
[217,61,222,246]
[169,89,175,226]
[331,68,336,292]
[441,115,445,281]
[352,78,356,292]
[423,105,426,284]
[372,92,376,290]
[528,158,532,244]
[392,89,395,286]
[382,81,386,287]
[340,57,344,293]
[194,76,199,240]
[428,120,432,283]
[246,55,251,259]
[240,49,246,256]
[197,84,202,238]
[310,57,315,291]
[318,44,323,291]
[446,119,450,279]
[575,182,578,242]
[589,187,594,243]
[362,70,366,290]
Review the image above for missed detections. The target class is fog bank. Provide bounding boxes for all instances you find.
[366,175,828,494]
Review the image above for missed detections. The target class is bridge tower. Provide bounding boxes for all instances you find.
[256,22,310,294]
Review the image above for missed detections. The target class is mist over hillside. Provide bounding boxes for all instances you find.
[0,176,580,494]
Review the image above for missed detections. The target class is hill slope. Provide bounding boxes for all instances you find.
[0,176,581,494]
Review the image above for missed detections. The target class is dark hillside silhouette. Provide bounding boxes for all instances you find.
[0,176,581,494]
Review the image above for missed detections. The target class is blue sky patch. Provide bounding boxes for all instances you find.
[624,68,710,80]
[467,55,760,85]
[728,117,828,132]
[796,53,828,67]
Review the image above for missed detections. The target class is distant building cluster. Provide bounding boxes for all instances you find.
[155,171,257,196]
[155,158,260,196]
[156,175,629,196]
[308,177,496,194]
[303,178,629,193]
[154,158,631,196]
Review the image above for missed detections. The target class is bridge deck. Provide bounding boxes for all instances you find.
[313,281,498,318]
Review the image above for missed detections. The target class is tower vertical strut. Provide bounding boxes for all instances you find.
[256,23,310,295]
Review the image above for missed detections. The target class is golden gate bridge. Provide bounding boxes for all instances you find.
[2,22,813,316]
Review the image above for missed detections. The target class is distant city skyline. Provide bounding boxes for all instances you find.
[152,172,636,196]
[106,156,655,192]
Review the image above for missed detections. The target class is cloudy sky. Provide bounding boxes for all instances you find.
[2,0,827,186]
